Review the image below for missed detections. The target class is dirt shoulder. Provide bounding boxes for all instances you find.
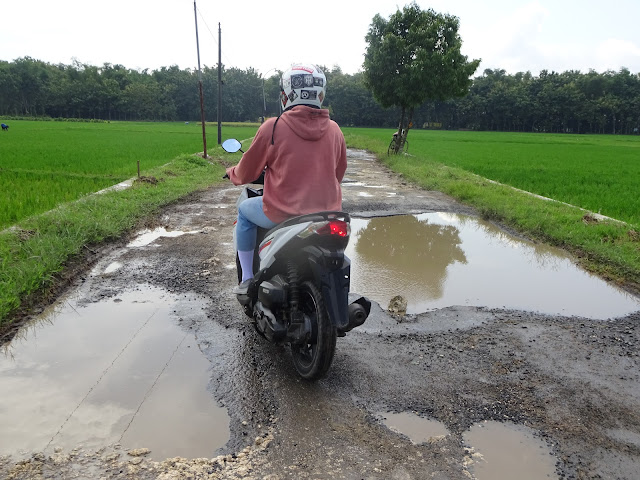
[2,150,639,479]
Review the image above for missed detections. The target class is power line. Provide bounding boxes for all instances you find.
[195,6,235,68]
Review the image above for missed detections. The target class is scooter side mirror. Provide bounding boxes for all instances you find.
[222,138,243,153]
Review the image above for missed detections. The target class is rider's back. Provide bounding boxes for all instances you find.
[227,105,347,224]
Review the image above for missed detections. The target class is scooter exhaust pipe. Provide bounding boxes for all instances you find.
[343,297,371,333]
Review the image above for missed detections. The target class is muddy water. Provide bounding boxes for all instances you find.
[0,286,229,461]
[126,227,199,248]
[464,421,558,479]
[380,412,557,479]
[346,213,640,319]
[379,411,449,443]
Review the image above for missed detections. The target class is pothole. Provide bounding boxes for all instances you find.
[126,227,199,248]
[379,412,558,479]
[103,261,123,274]
[464,421,558,480]
[0,286,229,461]
[379,411,449,443]
[346,213,640,319]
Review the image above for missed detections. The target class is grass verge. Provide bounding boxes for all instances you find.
[0,152,226,332]
[0,121,259,229]
[343,131,640,292]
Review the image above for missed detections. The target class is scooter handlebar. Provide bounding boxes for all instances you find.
[222,170,263,183]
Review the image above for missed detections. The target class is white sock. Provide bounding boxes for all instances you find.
[237,250,254,282]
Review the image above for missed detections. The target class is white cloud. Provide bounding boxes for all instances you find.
[460,1,552,73]
[3,1,639,76]
[459,1,640,75]
[595,38,640,72]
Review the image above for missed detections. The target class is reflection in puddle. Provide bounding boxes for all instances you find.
[379,413,557,479]
[127,227,199,248]
[104,261,123,274]
[343,182,387,189]
[379,411,449,443]
[0,286,229,460]
[346,214,640,319]
[464,421,558,480]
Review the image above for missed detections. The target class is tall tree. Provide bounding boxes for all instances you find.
[363,2,480,152]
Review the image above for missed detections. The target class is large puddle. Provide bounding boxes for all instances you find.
[380,412,558,479]
[346,214,640,319]
[0,286,229,461]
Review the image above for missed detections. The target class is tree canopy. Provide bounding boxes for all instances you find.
[363,2,480,151]
[1,57,638,136]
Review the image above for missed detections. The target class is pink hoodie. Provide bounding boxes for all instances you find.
[226,106,347,223]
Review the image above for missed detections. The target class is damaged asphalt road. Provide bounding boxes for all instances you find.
[1,150,639,479]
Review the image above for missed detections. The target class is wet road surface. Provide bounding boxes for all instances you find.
[1,150,639,479]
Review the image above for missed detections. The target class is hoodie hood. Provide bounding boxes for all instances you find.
[279,105,331,142]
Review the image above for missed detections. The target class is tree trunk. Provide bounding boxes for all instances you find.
[393,106,406,154]
[391,106,413,154]
[399,107,413,152]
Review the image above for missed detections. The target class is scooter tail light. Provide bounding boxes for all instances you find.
[298,220,350,238]
[323,220,350,237]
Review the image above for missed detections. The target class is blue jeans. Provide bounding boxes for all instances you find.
[236,196,279,251]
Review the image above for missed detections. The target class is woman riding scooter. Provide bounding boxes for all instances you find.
[225,63,347,294]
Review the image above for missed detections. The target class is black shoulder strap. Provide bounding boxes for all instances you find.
[270,114,282,145]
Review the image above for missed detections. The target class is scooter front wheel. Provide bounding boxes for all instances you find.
[290,281,337,380]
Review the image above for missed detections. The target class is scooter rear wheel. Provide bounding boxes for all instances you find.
[290,281,337,380]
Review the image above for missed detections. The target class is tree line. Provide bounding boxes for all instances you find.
[1,57,638,134]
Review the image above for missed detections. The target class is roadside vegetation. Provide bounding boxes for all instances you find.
[344,128,640,291]
[0,120,258,229]
[346,129,640,225]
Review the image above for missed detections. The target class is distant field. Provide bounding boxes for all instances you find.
[3,122,638,230]
[343,128,640,226]
[0,121,258,229]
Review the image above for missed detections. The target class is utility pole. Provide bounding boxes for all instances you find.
[261,68,277,123]
[261,77,266,123]
[193,0,207,158]
[217,23,222,145]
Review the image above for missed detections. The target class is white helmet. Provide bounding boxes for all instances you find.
[280,64,326,111]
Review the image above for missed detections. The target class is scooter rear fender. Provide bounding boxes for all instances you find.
[304,246,351,332]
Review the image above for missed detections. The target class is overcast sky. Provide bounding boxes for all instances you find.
[3,0,639,77]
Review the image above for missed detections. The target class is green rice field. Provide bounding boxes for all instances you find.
[1,122,638,230]
[0,120,258,229]
[343,128,640,227]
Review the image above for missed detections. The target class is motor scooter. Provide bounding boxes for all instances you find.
[222,138,370,380]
